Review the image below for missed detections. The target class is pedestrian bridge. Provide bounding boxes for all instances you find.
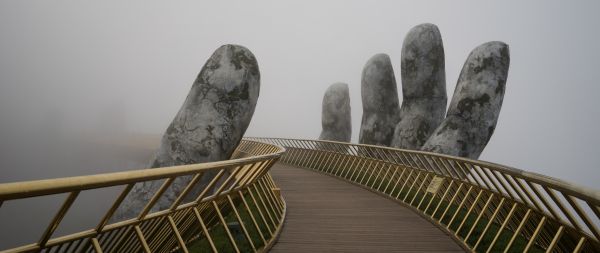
[0,138,599,252]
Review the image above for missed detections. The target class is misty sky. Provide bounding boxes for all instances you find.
[0,0,599,189]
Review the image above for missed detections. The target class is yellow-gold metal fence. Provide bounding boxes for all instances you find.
[0,140,286,253]
[249,137,600,253]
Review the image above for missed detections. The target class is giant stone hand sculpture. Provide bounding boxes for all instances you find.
[323,23,509,160]
[115,44,260,220]
[319,82,351,142]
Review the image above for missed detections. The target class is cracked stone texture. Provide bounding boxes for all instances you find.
[422,41,509,159]
[319,82,352,142]
[115,44,260,220]
[359,54,400,146]
[391,23,447,150]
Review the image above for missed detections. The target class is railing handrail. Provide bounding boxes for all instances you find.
[254,137,600,203]
[0,141,283,200]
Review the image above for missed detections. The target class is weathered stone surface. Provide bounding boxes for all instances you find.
[319,82,351,142]
[391,23,447,150]
[422,41,509,159]
[359,54,400,146]
[115,44,260,220]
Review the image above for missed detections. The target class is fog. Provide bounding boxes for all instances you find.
[1,0,600,249]
[1,1,598,188]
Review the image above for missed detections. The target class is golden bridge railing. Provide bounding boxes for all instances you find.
[249,137,600,253]
[0,140,286,253]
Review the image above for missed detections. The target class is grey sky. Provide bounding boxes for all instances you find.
[0,0,599,189]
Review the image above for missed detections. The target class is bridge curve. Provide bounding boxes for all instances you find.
[269,163,464,252]
[253,137,600,253]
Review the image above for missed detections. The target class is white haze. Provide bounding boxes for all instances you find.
[0,0,599,191]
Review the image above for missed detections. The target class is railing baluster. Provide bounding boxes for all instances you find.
[359,159,373,185]
[468,165,494,193]
[138,178,175,219]
[465,193,494,242]
[213,166,244,196]
[192,207,218,253]
[485,202,518,253]
[504,208,532,252]
[176,210,200,250]
[376,163,392,191]
[238,191,267,245]
[366,161,383,188]
[448,186,474,228]
[414,154,435,173]
[545,226,564,253]
[564,194,600,240]
[90,238,103,253]
[308,147,324,170]
[255,180,281,219]
[527,181,561,220]
[411,173,432,206]
[134,225,151,253]
[456,189,484,234]
[524,216,547,252]
[327,153,341,175]
[341,156,358,179]
[67,238,85,252]
[403,171,423,202]
[249,185,277,230]
[305,142,320,168]
[401,153,420,172]
[106,226,131,252]
[227,195,257,252]
[96,184,134,232]
[382,165,400,194]
[243,189,273,235]
[213,200,241,253]
[143,217,167,250]
[573,237,586,253]
[349,158,367,182]
[232,164,254,190]
[439,183,465,222]
[511,176,544,212]
[428,180,453,216]
[257,179,283,215]
[236,162,263,189]
[124,221,150,252]
[334,153,350,177]
[542,186,585,231]
[435,157,460,179]
[321,151,335,174]
[57,239,72,253]
[194,169,227,203]
[39,191,80,248]
[265,173,285,207]
[167,215,189,253]
[294,141,307,167]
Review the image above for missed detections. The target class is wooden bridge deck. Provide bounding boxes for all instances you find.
[269,163,465,253]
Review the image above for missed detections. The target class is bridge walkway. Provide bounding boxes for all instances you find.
[269,163,464,252]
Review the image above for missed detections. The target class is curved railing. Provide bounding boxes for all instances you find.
[0,140,286,253]
[250,137,600,253]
